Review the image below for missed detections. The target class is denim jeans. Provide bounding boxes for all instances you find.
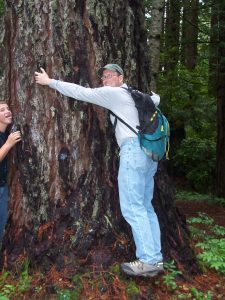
[118,137,162,264]
[0,185,8,242]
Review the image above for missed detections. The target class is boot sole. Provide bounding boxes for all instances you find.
[121,268,164,277]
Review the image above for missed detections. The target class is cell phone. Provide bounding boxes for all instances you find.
[37,59,46,72]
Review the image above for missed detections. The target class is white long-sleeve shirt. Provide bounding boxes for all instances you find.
[49,80,160,147]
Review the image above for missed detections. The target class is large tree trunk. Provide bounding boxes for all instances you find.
[0,0,200,275]
[215,1,225,198]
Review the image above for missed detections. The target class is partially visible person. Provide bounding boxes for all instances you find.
[0,101,21,245]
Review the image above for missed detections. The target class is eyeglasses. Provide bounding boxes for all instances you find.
[100,74,119,80]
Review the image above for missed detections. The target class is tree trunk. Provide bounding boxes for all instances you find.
[215,1,225,198]
[208,1,219,97]
[0,0,200,275]
[181,0,199,70]
[147,0,164,91]
[164,0,181,71]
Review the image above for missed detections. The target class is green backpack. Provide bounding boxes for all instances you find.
[111,87,170,162]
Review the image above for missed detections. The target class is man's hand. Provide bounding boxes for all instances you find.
[35,68,52,85]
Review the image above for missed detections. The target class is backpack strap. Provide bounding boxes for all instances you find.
[110,86,156,136]
[110,111,138,135]
[112,112,118,132]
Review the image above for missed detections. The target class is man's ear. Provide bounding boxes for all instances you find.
[119,75,124,84]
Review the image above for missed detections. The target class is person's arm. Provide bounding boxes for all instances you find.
[35,68,125,110]
[0,132,21,162]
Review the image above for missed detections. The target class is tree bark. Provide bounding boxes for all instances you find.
[147,0,164,91]
[164,0,181,71]
[208,0,219,96]
[181,0,199,70]
[215,0,225,198]
[0,0,200,275]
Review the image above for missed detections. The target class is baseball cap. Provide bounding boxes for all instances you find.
[98,64,124,76]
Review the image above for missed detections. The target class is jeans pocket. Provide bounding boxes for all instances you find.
[120,144,148,171]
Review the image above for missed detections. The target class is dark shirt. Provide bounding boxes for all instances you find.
[0,132,8,186]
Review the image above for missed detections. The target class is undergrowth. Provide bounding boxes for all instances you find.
[176,189,225,206]
[0,192,225,299]
[188,212,225,275]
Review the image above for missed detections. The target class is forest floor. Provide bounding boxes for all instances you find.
[0,194,225,299]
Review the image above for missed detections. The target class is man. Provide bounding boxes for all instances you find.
[0,101,21,244]
[35,64,164,277]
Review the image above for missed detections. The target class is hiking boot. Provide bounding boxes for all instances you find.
[121,260,164,277]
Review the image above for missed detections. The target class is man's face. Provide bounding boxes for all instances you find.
[0,103,12,126]
[101,69,124,87]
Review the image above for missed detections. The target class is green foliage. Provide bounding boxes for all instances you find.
[161,260,213,299]
[214,197,225,207]
[56,288,81,300]
[176,190,225,206]
[190,288,213,300]
[126,280,140,299]
[211,224,225,236]
[0,261,31,299]
[188,225,207,241]
[187,212,225,237]
[109,264,121,275]
[158,28,217,193]
[17,260,31,293]
[0,296,10,300]
[196,239,225,274]
[174,137,216,192]
[0,283,16,299]
[187,212,214,226]
[176,288,213,300]
[71,274,83,299]
[162,260,182,291]
[0,271,12,300]
[187,212,225,274]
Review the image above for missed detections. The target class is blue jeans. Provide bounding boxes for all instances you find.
[0,185,8,242]
[118,137,162,264]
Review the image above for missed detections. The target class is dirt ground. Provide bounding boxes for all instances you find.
[63,200,225,300]
[176,200,225,228]
[1,200,225,299]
